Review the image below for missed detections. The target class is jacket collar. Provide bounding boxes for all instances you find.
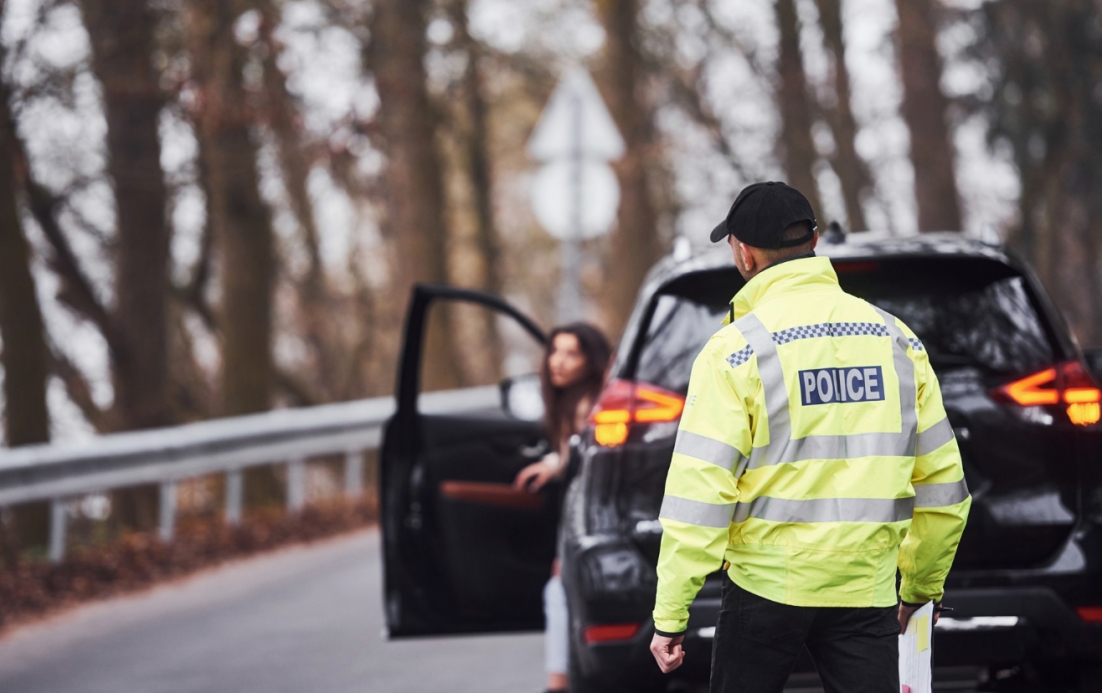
[727,256,841,323]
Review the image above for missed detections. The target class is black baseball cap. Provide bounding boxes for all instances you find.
[710,181,818,248]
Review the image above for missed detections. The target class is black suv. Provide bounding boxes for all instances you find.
[380,234,1102,691]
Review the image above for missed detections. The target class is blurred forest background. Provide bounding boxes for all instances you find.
[0,0,1101,457]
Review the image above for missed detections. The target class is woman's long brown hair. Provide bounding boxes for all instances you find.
[540,323,612,448]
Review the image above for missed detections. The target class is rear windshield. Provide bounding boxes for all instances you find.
[632,256,1060,393]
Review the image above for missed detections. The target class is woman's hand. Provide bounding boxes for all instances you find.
[513,454,561,492]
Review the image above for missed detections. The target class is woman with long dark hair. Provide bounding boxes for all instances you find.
[514,322,611,693]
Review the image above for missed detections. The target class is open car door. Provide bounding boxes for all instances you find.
[381,284,558,637]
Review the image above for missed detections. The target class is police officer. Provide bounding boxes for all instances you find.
[648,182,971,692]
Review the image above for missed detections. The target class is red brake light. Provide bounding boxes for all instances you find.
[991,361,1102,426]
[1076,606,1102,623]
[583,622,641,643]
[589,379,685,447]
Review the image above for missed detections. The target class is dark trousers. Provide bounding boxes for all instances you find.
[711,574,901,693]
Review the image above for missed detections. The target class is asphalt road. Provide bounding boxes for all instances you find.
[0,531,983,693]
[0,530,545,693]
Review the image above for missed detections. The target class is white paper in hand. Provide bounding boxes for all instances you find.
[898,602,934,693]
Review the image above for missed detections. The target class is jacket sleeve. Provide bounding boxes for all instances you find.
[653,337,752,635]
[897,335,972,604]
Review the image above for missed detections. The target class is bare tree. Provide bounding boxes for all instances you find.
[0,43,52,552]
[448,0,504,375]
[0,52,48,448]
[186,0,274,416]
[895,0,962,232]
[981,0,1102,344]
[369,0,462,391]
[79,0,172,431]
[74,0,174,531]
[186,0,279,504]
[0,155,48,447]
[594,0,663,342]
[775,0,825,219]
[814,0,871,231]
[256,0,339,401]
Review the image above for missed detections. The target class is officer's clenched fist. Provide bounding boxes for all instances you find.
[649,632,685,673]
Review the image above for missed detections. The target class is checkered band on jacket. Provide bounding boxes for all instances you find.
[725,323,924,368]
[771,321,891,345]
[726,345,754,368]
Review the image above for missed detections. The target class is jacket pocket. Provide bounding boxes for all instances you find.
[848,605,901,637]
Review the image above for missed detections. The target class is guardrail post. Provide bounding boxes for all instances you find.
[344,451,364,498]
[159,481,176,542]
[48,498,67,563]
[287,458,306,511]
[225,469,243,526]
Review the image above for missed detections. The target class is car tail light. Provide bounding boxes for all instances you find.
[991,361,1102,426]
[589,379,685,447]
[583,622,641,644]
[1076,606,1102,623]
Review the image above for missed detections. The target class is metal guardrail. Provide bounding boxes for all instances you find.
[0,386,500,562]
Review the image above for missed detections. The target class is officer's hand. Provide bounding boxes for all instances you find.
[649,632,685,674]
[898,601,942,631]
[897,602,922,631]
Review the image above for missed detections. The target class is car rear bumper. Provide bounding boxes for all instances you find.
[569,583,1102,685]
[679,585,1102,666]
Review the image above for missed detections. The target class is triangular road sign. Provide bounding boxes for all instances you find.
[527,67,626,162]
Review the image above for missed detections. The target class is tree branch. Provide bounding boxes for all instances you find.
[46,342,109,432]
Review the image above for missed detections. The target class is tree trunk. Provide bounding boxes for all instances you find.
[187,0,278,505]
[0,174,49,448]
[451,0,504,376]
[257,2,338,401]
[0,70,48,447]
[369,0,461,391]
[895,0,963,232]
[79,0,171,430]
[0,48,51,551]
[775,0,825,222]
[79,0,171,532]
[595,0,663,342]
[1033,1,1102,345]
[814,0,871,231]
[187,0,274,416]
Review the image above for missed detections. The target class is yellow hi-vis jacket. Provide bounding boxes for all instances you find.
[652,256,971,636]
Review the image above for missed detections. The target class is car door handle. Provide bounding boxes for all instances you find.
[520,442,550,460]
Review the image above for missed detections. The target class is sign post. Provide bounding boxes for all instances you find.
[528,68,625,321]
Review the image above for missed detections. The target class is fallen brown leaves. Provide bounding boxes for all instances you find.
[0,496,377,631]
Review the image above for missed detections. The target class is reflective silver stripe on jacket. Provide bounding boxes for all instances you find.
[733,495,915,524]
[748,431,915,468]
[673,430,746,474]
[736,309,918,470]
[915,417,955,457]
[659,495,736,528]
[737,314,791,469]
[913,478,970,507]
[872,307,918,453]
